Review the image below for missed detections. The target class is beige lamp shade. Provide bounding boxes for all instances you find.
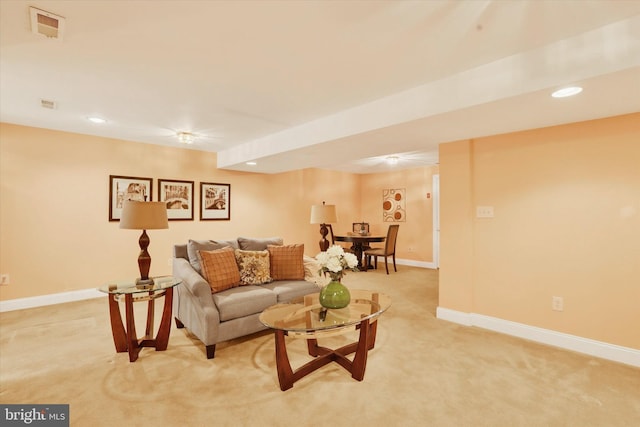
[119,201,168,230]
[310,203,337,224]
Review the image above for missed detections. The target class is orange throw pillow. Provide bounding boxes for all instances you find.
[268,244,305,280]
[199,247,241,293]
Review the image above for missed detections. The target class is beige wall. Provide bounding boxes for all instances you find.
[439,113,640,349]
[1,123,433,301]
[439,140,474,312]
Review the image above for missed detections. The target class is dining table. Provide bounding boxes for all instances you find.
[334,234,386,271]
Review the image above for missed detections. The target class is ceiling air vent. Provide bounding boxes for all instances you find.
[40,99,57,109]
[30,7,65,40]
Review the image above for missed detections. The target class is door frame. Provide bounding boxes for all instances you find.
[432,174,440,269]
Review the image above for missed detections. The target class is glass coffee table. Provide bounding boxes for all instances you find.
[259,289,391,391]
[98,276,181,362]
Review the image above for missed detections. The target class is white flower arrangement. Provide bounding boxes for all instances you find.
[315,245,359,282]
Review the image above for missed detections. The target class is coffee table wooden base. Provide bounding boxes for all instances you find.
[107,288,174,362]
[274,318,375,391]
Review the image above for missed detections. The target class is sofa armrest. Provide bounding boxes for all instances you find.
[173,257,216,309]
[173,257,221,349]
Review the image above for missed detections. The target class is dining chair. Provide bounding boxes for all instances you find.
[327,224,336,245]
[364,225,399,274]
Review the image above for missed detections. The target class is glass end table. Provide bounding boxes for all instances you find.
[98,276,181,362]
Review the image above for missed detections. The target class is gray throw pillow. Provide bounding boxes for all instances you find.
[187,239,239,274]
[237,237,283,251]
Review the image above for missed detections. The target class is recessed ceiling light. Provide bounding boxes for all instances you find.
[551,87,583,98]
[87,116,106,124]
[246,161,257,166]
[177,132,195,144]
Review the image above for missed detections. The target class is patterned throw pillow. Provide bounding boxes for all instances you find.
[234,249,272,285]
[267,244,305,281]
[199,247,241,293]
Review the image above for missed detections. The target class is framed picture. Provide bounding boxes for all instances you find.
[109,175,153,221]
[383,188,406,222]
[158,179,194,221]
[200,182,230,220]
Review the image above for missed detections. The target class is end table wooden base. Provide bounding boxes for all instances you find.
[107,288,174,362]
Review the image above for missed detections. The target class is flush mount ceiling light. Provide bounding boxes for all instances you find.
[246,161,257,166]
[177,132,195,144]
[551,87,583,98]
[386,156,399,165]
[87,116,106,124]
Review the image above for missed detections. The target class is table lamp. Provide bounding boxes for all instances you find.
[310,201,337,252]
[119,200,168,287]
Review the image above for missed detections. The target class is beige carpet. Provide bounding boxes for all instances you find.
[1,267,639,426]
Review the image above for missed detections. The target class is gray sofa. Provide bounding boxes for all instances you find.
[172,237,321,359]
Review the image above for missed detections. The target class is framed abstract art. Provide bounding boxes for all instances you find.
[382,188,406,222]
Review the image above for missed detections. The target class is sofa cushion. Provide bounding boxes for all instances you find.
[199,247,241,293]
[234,249,272,285]
[261,279,320,303]
[212,285,277,322]
[187,239,239,274]
[268,244,305,280]
[237,236,283,251]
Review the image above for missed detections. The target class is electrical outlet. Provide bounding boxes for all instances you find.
[552,296,564,312]
[167,258,173,266]
[0,274,9,285]
[476,206,494,218]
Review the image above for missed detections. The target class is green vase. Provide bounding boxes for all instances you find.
[319,280,351,309]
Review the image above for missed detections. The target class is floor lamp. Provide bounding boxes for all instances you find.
[310,201,337,252]
[120,200,168,287]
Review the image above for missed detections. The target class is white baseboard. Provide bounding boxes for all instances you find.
[0,288,104,312]
[436,306,474,326]
[436,307,640,368]
[395,258,437,269]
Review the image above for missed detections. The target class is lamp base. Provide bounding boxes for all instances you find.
[319,223,330,252]
[135,277,155,289]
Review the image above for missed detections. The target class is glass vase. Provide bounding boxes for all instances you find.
[319,280,351,309]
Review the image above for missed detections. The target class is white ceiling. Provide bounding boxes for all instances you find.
[1,0,639,174]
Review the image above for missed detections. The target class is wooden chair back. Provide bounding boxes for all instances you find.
[327,224,336,245]
[384,225,400,254]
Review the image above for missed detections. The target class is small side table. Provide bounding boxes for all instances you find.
[98,276,181,362]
